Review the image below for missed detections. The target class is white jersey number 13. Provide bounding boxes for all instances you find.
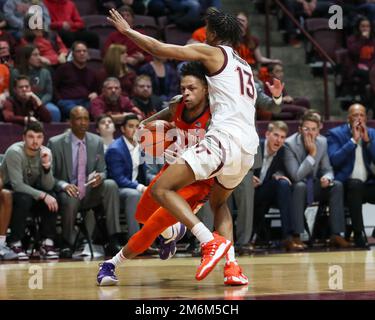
[235,66,255,100]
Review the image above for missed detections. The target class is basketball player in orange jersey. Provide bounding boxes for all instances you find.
[98,62,248,286]
[105,8,284,282]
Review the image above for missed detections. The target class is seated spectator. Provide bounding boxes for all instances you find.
[0,12,17,52]
[96,114,116,153]
[48,106,122,258]
[90,77,144,123]
[43,0,100,49]
[327,103,375,248]
[263,63,310,120]
[54,41,100,120]
[103,5,152,68]
[98,44,137,97]
[21,14,68,67]
[3,0,50,39]
[131,74,164,118]
[11,45,61,122]
[0,174,17,260]
[1,121,59,260]
[284,113,349,248]
[0,40,13,67]
[2,75,52,125]
[138,54,179,102]
[347,16,375,105]
[253,121,303,251]
[148,0,203,31]
[0,40,11,112]
[236,11,282,69]
[105,113,153,238]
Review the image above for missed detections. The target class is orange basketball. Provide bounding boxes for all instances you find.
[138,120,175,157]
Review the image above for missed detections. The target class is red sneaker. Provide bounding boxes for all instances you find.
[195,233,231,281]
[224,261,248,286]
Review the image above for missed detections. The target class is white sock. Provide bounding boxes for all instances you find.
[11,241,22,247]
[0,235,6,246]
[106,250,127,267]
[191,222,214,245]
[225,246,236,263]
[42,238,54,246]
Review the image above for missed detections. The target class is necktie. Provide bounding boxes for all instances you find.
[306,174,314,205]
[77,141,86,200]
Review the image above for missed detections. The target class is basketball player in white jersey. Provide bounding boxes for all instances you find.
[106,8,283,282]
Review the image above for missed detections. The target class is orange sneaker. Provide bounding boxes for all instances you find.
[195,233,231,281]
[224,261,248,286]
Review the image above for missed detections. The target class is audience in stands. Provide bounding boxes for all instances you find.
[105,113,153,238]
[95,114,116,153]
[347,16,375,106]
[284,113,350,248]
[43,0,100,49]
[253,121,303,251]
[148,0,203,31]
[131,74,164,118]
[98,0,147,15]
[21,14,68,67]
[54,41,100,120]
[236,11,282,69]
[11,45,61,122]
[3,0,51,39]
[48,106,122,258]
[0,174,17,260]
[0,40,10,112]
[3,75,52,125]
[1,121,58,260]
[138,54,179,102]
[263,63,310,120]
[90,77,143,123]
[98,44,137,97]
[103,5,152,68]
[327,103,375,248]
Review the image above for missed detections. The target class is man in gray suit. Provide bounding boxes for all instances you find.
[48,106,121,258]
[229,78,283,253]
[284,112,349,248]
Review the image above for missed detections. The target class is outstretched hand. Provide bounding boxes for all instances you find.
[265,78,284,98]
[107,8,131,34]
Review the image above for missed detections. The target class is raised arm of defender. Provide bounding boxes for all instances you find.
[107,9,224,74]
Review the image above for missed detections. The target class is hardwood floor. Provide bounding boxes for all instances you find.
[1,249,375,300]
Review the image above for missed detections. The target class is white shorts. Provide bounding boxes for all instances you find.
[180,130,255,189]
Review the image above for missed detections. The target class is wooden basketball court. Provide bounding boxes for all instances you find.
[1,248,375,300]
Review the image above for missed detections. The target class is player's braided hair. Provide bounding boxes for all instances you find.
[179,61,207,84]
[205,8,241,47]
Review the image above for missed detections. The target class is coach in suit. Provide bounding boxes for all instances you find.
[284,112,349,248]
[105,114,153,238]
[48,106,121,257]
[327,104,375,247]
[252,121,303,251]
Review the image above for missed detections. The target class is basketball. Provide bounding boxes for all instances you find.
[138,120,175,157]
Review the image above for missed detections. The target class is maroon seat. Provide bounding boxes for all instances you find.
[134,15,158,28]
[82,15,109,28]
[73,0,98,16]
[88,25,116,49]
[304,18,344,61]
[87,48,103,70]
[164,24,192,45]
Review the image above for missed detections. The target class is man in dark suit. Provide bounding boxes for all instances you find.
[327,103,375,247]
[105,114,153,238]
[48,106,121,258]
[252,121,303,251]
[284,113,349,248]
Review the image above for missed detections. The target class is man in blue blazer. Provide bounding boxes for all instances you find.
[327,104,375,247]
[105,114,152,238]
